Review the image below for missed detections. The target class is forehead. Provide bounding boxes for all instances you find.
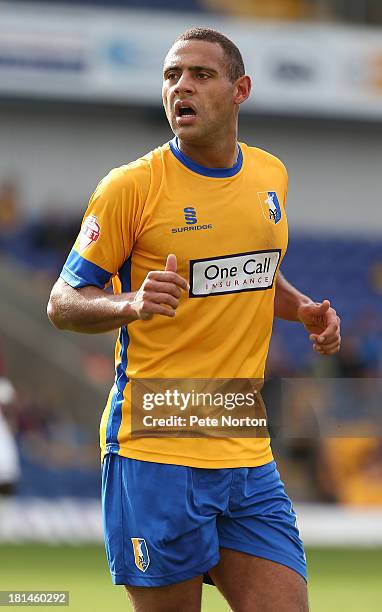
[164,39,227,72]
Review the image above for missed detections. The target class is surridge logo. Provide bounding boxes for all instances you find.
[184,206,197,225]
[171,205,213,234]
[131,537,150,572]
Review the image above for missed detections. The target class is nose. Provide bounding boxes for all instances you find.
[174,72,195,95]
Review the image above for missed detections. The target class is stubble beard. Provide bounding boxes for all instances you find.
[172,116,222,148]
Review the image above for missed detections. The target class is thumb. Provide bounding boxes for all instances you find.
[165,253,177,273]
[298,299,330,323]
[314,299,331,315]
[302,299,330,315]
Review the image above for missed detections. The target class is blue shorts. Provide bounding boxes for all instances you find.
[101,454,307,587]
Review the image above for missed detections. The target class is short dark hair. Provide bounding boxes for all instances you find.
[173,27,245,83]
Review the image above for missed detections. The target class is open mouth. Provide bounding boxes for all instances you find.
[179,107,196,117]
[175,101,197,118]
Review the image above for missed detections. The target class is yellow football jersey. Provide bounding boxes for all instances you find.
[61,138,288,468]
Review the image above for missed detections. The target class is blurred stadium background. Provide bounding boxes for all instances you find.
[0,1,382,610]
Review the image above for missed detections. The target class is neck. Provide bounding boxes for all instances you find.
[177,132,238,169]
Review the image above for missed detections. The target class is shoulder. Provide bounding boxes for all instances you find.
[96,157,151,197]
[240,143,288,177]
[94,143,170,202]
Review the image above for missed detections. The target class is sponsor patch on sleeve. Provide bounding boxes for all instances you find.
[78,214,101,252]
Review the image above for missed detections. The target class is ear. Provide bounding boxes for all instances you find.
[233,75,251,106]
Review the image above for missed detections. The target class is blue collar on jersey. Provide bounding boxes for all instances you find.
[169,137,243,178]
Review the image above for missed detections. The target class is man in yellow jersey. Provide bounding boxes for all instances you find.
[48,28,341,612]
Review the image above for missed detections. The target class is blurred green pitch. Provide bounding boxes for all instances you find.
[0,545,381,611]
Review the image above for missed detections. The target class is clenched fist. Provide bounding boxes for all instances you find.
[297,299,341,355]
[130,254,189,321]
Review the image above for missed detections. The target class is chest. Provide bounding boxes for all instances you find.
[135,173,288,272]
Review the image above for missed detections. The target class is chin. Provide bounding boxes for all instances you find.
[173,126,204,143]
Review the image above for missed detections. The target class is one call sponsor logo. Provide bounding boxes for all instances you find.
[78,214,100,251]
[189,249,281,297]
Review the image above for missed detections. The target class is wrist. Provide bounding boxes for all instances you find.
[119,295,140,324]
[296,298,315,322]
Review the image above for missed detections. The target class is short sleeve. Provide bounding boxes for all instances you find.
[60,163,148,289]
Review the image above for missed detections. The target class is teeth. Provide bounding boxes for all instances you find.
[180,107,195,116]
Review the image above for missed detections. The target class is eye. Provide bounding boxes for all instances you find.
[196,73,209,79]
[165,72,179,81]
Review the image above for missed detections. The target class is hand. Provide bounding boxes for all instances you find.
[130,254,188,321]
[297,299,341,355]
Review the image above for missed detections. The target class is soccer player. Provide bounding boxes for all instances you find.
[47,28,341,612]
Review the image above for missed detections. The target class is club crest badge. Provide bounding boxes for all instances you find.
[78,214,101,251]
[131,538,150,572]
[258,191,282,224]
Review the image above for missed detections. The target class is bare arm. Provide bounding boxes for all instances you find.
[275,272,341,355]
[47,278,138,333]
[274,272,311,322]
[47,254,188,334]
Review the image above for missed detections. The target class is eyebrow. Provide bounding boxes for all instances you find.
[163,64,218,76]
